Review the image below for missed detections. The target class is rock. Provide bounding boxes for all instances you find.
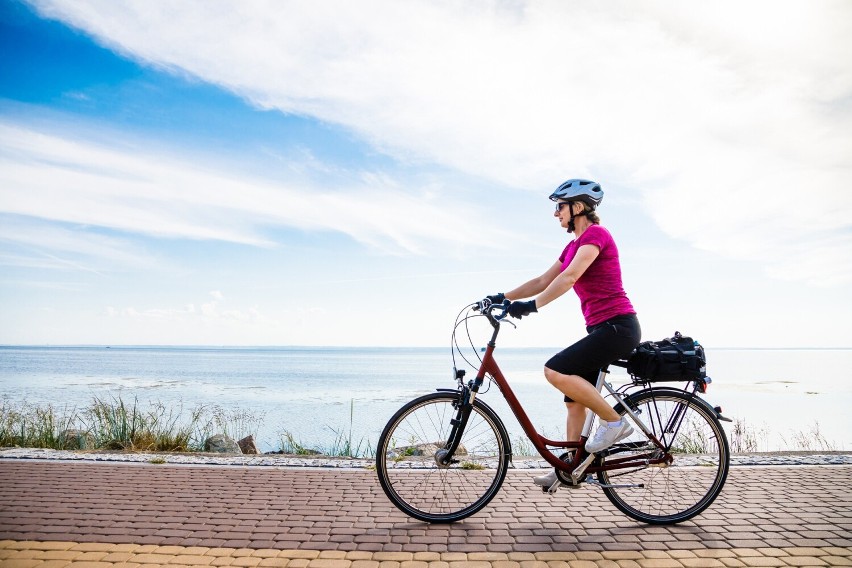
[237,435,259,455]
[204,434,242,454]
[58,429,95,450]
[392,442,467,458]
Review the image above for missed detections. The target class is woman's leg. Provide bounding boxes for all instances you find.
[545,368,620,421]
[565,402,587,441]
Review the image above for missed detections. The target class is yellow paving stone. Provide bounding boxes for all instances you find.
[615,561,642,568]
[134,545,162,554]
[317,551,349,560]
[596,561,623,568]
[642,552,675,560]
[695,551,737,559]
[34,550,80,561]
[253,550,286,559]
[36,561,77,568]
[636,559,684,568]
[288,560,311,568]
[211,557,236,566]
[132,553,180,564]
[9,550,43,559]
[345,553,375,561]
[680,559,727,568]
[424,563,449,568]
[181,548,214,556]
[824,557,852,567]
[783,549,831,558]
[738,558,786,567]
[280,551,321,560]
[719,561,747,568]
[469,553,510,561]
[69,543,120,553]
[729,551,766,559]
[757,549,790,558]
[517,561,548,568]
[102,552,136,562]
[258,560,291,568]
[73,551,110,561]
[604,553,645,561]
[0,560,41,568]
[27,541,78,551]
[508,554,536,562]
[350,562,380,568]
[780,557,828,567]
[305,559,351,568]
[824,550,852,558]
[669,551,698,559]
[170,554,216,565]
[563,561,597,568]
[109,544,142,553]
[2,542,33,550]
[155,546,192,555]
[535,553,577,561]
[576,552,606,561]
[448,561,490,568]
[232,549,256,558]
[374,553,413,562]
[233,557,264,567]
[207,548,240,557]
[400,561,429,568]
[491,561,520,568]
[440,554,468,562]
[377,561,400,568]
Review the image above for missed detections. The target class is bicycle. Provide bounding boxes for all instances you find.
[376,300,731,525]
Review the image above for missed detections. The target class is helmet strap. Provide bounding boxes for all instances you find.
[567,201,578,232]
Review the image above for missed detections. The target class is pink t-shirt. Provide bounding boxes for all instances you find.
[559,224,636,327]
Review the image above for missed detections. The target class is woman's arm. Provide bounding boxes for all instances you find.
[505,261,562,300]
[533,244,600,309]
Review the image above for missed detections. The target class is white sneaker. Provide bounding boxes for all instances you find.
[585,419,634,453]
[533,469,558,487]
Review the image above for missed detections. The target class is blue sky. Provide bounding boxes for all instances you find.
[1,0,850,348]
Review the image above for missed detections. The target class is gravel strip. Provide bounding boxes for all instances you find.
[2,447,850,467]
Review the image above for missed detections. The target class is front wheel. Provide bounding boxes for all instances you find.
[376,392,511,523]
[598,388,730,524]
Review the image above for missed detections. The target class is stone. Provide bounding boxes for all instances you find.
[238,435,259,455]
[204,434,242,454]
[58,429,95,450]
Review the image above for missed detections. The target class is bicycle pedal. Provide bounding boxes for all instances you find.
[546,480,560,494]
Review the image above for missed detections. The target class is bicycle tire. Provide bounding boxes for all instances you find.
[376,391,511,523]
[598,388,730,524]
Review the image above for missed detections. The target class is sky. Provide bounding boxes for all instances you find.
[0,0,850,348]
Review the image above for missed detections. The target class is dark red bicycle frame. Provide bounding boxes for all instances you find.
[473,339,672,475]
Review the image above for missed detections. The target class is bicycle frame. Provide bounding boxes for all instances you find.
[464,310,673,482]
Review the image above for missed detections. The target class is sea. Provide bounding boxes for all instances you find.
[1,345,850,454]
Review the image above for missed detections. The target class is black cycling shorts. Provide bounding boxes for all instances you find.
[545,313,641,403]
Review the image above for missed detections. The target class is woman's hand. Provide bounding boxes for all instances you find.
[508,300,537,319]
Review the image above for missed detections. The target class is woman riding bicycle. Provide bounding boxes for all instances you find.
[485,178,641,487]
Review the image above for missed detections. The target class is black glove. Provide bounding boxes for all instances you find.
[484,292,505,305]
[508,300,537,319]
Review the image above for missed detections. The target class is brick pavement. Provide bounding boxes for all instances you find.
[0,461,850,567]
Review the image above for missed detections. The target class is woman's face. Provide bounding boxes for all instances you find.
[554,200,576,230]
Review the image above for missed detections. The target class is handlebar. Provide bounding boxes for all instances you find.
[474,298,511,322]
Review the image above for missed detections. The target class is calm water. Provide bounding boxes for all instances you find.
[1,345,850,452]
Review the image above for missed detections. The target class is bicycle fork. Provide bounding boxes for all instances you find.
[438,383,477,467]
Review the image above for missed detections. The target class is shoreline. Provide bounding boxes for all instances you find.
[2,447,851,468]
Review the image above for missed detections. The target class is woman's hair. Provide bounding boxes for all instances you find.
[578,202,600,224]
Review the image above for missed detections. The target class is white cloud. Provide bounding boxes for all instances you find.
[20,0,852,284]
[0,121,506,256]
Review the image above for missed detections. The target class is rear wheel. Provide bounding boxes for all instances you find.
[598,389,729,524]
[376,392,511,523]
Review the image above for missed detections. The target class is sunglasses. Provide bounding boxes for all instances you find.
[555,201,573,212]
